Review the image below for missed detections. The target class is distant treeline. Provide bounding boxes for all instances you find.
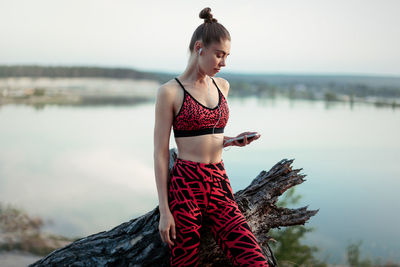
[0,65,174,84]
[223,72,400,99]
[228,79,400,99]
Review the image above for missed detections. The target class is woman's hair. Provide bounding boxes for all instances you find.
[188,7,231,53]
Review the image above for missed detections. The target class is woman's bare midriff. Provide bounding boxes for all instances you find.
[175,133,224,164]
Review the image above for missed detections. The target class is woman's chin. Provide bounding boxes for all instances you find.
[209,70,219,76]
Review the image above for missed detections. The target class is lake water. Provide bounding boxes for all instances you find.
[0,97,399,264]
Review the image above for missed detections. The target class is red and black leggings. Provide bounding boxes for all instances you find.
[168,157,269,267]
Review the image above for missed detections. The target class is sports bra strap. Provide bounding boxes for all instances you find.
[174,77,187,93]
[210,77,221,92]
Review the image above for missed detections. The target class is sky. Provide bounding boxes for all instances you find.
[1,0,399,77]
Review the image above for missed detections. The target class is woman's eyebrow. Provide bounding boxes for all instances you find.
[216,49,230,55]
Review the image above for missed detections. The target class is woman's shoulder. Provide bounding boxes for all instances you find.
[156,78,181,99]
[159,78,180,89]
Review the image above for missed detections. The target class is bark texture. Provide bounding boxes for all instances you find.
[30,148,318,267]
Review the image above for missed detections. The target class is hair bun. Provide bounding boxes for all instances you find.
[199,7,218,23]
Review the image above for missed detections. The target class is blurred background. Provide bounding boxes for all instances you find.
[0,0,399,266]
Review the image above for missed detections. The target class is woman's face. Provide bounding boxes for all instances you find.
[199,39,231,76]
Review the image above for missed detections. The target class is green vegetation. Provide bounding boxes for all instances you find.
[33,88,46,96]
[268,188,327,267]
[270,226,327,267]
[374,99,399,108]
[346,240,399,267]
[324,91,339,101]
[268,188,400,267]
[347,241,373,267]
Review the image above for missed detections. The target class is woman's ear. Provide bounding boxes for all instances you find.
[194,40,204,55]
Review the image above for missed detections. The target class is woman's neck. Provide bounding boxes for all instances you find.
[179,55,209,86]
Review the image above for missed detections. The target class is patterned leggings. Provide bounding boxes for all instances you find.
[167,157,269,267]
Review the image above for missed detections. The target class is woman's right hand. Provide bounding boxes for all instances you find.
[159,209,176,246]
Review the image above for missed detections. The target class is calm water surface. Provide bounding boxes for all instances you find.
[0,97,399,264]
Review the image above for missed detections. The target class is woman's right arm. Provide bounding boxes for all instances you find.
[153,84,176,246]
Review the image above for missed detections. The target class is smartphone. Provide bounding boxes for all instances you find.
[224,133,259,145]
[236,133,258,144]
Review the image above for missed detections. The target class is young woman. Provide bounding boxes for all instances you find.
[153,7,269,267]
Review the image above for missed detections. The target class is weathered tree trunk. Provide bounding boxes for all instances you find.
[30,148,318,267]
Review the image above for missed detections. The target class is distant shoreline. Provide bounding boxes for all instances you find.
[0,77,159,107]
[0,93,154,107]
[1,88,398,109]
[1,69,399,108]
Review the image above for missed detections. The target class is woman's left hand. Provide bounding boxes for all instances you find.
[230,131,261,147]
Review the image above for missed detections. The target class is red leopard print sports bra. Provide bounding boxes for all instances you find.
[173,77,229,138]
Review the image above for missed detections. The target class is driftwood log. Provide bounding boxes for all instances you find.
[30,148,318,267]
